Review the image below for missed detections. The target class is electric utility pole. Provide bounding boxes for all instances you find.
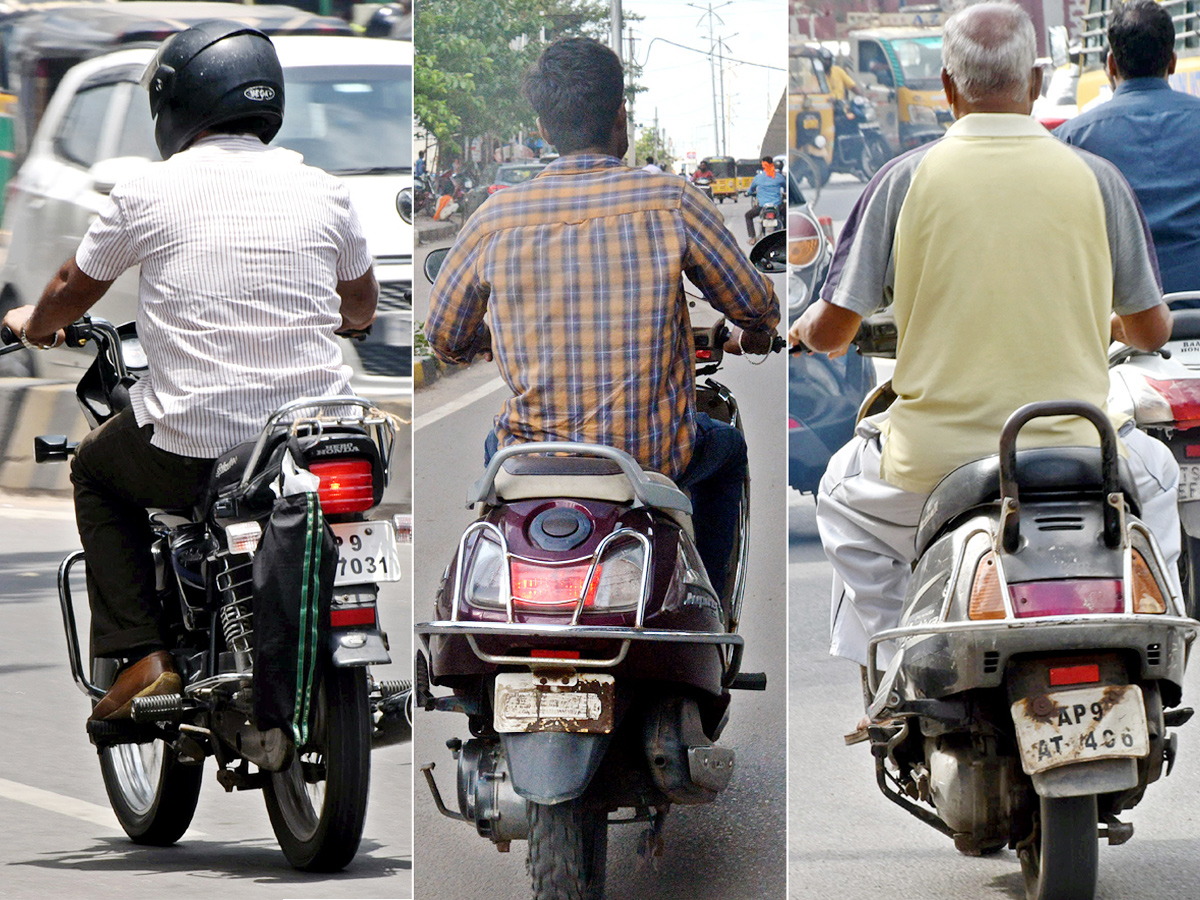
[689,1,731,156]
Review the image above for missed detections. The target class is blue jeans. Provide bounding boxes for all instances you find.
[483,412,746,596]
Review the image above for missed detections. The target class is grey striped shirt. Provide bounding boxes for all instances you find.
[76,134,372,458]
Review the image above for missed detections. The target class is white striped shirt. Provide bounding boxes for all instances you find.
[75,134,372,458]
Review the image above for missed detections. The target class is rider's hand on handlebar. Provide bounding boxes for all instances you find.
[1,305,65,349]
[723,325,776,355]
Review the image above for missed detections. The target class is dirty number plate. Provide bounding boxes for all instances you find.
[493,671,615,734]
[1180,464,1200,502]
[1011,684,1148,775]
[330,521,401,586]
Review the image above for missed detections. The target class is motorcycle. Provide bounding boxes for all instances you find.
[414,245,783,899]
[1108,290,1200,619]
[692,172,715,201]
[750,200,784,242]
[414,171,438,218]
[843,310,1195,899]
[1,316,409,871]
[829,95,892,183]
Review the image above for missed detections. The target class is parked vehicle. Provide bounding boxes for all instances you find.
[849,361,1194,898]
[0,315,408,870]
[414,247,783,900]
[0,30,413,382]
[1108,292,1200,619]
[786,170,876,493]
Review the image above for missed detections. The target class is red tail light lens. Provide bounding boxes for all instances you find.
[511,560,600,609]
[1049,663,1101,686]
[330,606,376,627]
[310,458,374,513]
[1146,377,1200,429]
[1038,117,1068,131]
[1009,580,1123,618]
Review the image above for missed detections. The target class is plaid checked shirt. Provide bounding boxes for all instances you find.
[425,154,779,480]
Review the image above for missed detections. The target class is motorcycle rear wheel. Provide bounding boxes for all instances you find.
[1019,794,1098,900]
[263,666,371,872]
[527,796,608,900]
[99,738,203,845]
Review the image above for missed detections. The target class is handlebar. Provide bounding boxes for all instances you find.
[789,311,896,358]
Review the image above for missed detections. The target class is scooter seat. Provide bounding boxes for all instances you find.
[915,447,1140,557]
[1169,309,1200,341]
[493,456,694,536]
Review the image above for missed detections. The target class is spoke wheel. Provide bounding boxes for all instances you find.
[1019,794,1098,900]
[264,667,371,872]
[99,739,203,845]
[527,796,608,900]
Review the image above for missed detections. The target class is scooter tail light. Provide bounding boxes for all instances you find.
[1131,549,1167,614]
[310,458,374,513]
[968,552,1006,620]
[511,559,600,609]
[1009,579,1123,617]
[1144,377,1200,429]
[1048,663,1101,686]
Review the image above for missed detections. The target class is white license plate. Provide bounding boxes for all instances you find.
[1180,464,1200,501]
[1166,338,1200,368]
[493,671,615,734]
[1011,684,1148,775]
[330,521,401,586]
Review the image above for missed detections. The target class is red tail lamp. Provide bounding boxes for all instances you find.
[510,560,600,609]
[1048,663,1101,686]
[310,458,374,513]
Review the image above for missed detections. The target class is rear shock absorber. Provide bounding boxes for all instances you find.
[215,551,255,673]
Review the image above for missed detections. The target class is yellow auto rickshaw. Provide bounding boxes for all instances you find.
[735,158,760,193]
[787,43,836,187]
[700,156,737,203]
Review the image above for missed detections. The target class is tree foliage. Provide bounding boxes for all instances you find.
[415,0,612,157]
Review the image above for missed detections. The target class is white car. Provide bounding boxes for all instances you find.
[0,34,414,387]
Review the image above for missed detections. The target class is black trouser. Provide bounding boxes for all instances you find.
[745,202,779,239]
[70,408,214,658]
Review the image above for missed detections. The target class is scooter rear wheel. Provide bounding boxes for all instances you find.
[1019,794,1098,900]
[99,738,203,845]
[527,796,608,900]
[263,666,371,871]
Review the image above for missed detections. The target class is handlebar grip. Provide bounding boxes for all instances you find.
[771,335,787,354]
[336,326,372,342]
[0,324,15,346]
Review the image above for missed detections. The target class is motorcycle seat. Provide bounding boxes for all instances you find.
[493,455,694,536]
[1169,309,1200,341]
[915,447,1140,557]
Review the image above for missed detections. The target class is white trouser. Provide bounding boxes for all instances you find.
[816,417,1182,667]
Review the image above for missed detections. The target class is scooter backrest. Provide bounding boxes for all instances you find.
[914,446,1140,558]
[1169,308,1200,341]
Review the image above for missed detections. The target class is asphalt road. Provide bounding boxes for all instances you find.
[0,491,414,899]
[410,189,790,899]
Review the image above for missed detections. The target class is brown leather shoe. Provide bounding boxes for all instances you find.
[89,650,182,721]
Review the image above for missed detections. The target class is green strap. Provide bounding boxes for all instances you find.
[292,492,322,744]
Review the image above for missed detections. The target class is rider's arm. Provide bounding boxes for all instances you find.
[680,183,780,338]
[0,257,114,346]
[1114,303,1172,351]
[337,269,379,332]
[789,299,862,355]
[425,218,493,365]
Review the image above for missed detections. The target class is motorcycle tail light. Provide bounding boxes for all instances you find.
[1131,550,1167,614]
[330,604,377,628]
[224,520,262,555]
[1010,579,1123,618]
[788,212,821,268]
[968,551,1006,620]
[1049,663,1101,686]
[511,560,600,609]
[1145,377,1200,429]
[310,458,374,513]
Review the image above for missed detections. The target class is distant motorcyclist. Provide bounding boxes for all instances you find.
[1054,0,1200,306]
[788,3,1178,706]
[744,155,786,242]
[0,21,377,722]
[425,36,780,595]
[820,47,865,102]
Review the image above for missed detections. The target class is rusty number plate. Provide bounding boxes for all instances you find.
[1010,684,1149,775]
[493,672,615,734]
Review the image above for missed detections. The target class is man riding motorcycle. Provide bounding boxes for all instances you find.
[425,36,779,597]
[744,155,786,243]
[0,20,377,722]
[789,3,1180,708]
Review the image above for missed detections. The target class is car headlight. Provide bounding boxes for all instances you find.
[396,188,413,224]
[908,104,937,125]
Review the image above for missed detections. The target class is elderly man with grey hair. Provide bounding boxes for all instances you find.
[789,1,1179,727]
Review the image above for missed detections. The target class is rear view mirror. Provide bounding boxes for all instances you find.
[88,156,152,195]
[749,231,786,274]
[424,248,450,283]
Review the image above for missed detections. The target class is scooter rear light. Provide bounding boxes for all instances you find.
[511,560,600,609]
[1145,377,1200,428]
[1131,549,1167,614]
[968,552,1006,620]
[1010,579,1123,617]
[1038,117,1068,131]
[310,458,374,513]
[1048,663,1101,686]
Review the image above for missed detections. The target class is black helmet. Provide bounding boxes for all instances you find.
[141,20,285,159]
[364,4,402,37]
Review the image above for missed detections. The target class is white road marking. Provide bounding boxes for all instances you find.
[0,777,208,836]
[0,505,74,521]
[413,376,507,432]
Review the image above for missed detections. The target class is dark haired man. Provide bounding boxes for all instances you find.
[425,36,779,596]
[1056,0,1200,304]
[744,155,785,242]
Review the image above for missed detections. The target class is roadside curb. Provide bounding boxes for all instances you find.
[416,215,459,246]
[413,354,465,389]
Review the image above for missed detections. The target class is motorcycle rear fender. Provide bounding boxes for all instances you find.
[500,731,613,804]
[329,624,391,667]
